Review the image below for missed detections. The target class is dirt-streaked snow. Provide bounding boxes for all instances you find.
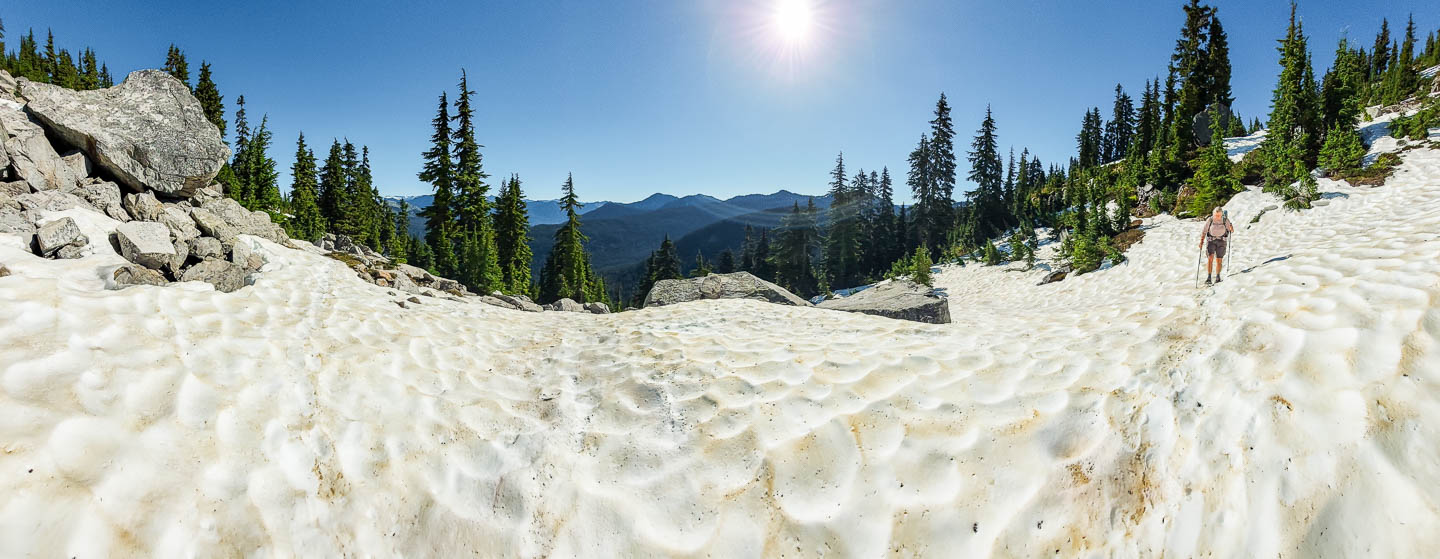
[4,145,1440,556]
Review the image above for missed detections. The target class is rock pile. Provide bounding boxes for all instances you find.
[0,69,283,292]
[643,272,812,308]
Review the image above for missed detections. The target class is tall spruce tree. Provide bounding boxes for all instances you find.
[822,152,862,289]
[247,116,282,216]
[1104,85,1136,164]
[1170,0,1213,150]
[226,96,252,204]
[318,140,346,227]
[451,70,490,231]
[1207,14,1233,107]
[493,174,534,294]
[773,201,820,297]
[1371,18,1392,80]
[194,62,226,138]
[287,132,325,241]
[418,92,458,276]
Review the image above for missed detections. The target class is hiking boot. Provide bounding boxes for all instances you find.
[1205,276,1213,285]
[1215,275,1223,283]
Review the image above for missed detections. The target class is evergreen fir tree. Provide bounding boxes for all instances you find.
[875,167,898,273]
[773,201,820,297]
[968,105,1007,242]
[822,152,862,289]
[98,63,113,87]
[227,96,253,204]
[692,250,712,277]
[194,62,226,138]
[1371,18,1392,81]
[450,70,491,232]
[163,44,190,89]
[247,116,282,216]
[1318,123,1366,173]
[53,49,78,89]
[753,229,775,281]
[318,140,346,227]
[493,174,534,294]
[391,199,411,263]
[1170,0,1214,149]
[1207,12,1233,107]
[739,225,757,272]
[287,133,325,241]
[418,92,458,276]
[915,93,957,257]
[1104,84,1136,164]
[717,250,737,273]
[1260,2,1322,207]
[540,174,597,302]
[1075,108,1103,169]
[1188,109,1241,216]
[44,30,55,83]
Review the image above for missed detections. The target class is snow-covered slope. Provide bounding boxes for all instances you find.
[4,153,1440,556]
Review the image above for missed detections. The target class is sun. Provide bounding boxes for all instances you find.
[773,0,813,45]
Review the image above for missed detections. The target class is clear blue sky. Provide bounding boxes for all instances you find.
[5,1,1437,202]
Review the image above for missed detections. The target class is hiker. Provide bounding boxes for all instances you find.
[1199,206,1234,284]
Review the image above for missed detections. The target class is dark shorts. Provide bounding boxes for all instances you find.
[1207,237,1227,258]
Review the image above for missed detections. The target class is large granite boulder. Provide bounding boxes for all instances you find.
[0,102,81,191]
[122,191,165,222]
[187,236,224,260]
[643,271,811,308]
[584,302,611,314]
[180,258,245,293]
[114,221,175,270]
[493,292,542,312]
[34,217,85,256]
[199,197,286,243]
[19,70,230,197]
[14,189,96,214]
[816,280,951,324]
[188,207,239,248]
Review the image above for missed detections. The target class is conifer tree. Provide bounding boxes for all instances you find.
[450,70,490,232]
[692,251,712,277]
[1321,37,1367,131]
[79,48,98,89]
[1207,14,1233,107]
[194,62,226,138]
[392,200,412,263]
[1318,123,1365,173]
[418,92,458,276]
[1170,0,1213,149]
[540,174,599,302]
[1188,109,1240,216]
[875,167,898,273]
[493,174,534,294]
[753,229,775,281]
[246,116,282,216]
[968,106,1007,242]
[739,225,757,272]
[44,30,55,83]
[226,96,252,204]
[717,250,738,274]
[318,140,346,226]
[53,49,78,89]
[1104,84,1136,164]
[773,201,820,297]
[1075,108,1103,169]
[163,44,190,89]
[98,63,113,87]
[1371,19,1392,80]
[1260,2,1322,207]
[287,132,325,241]
[822,152,862,289]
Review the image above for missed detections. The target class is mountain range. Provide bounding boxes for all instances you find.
[388,190,832,296]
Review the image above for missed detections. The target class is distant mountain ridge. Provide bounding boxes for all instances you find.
[384,195,613,237]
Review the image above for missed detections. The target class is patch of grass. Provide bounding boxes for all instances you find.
[1333,152,1401,187]
[325,251,368,271]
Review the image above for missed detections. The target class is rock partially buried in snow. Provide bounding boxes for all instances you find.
[585,302,611,314]
[644,271,811,308]
[494,292,543,312]
[545,298,586,312]
[34,217,86,257]
[180,258,245,293]
[110,263,168,288]
[114,221,176,270]
[187,236,224,260]
[189,207,238,249]
[201,198,287,244]
[816,279,951,324]
[19,70,230,197]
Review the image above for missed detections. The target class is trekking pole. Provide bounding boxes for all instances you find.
[1194,237,1204,288]
[1229,231,1238,278]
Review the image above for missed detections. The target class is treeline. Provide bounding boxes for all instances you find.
[630,1,1440,302]
[0,20,114,89]
[412,73,608,306]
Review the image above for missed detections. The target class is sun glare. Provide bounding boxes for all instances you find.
[774,0,813,45]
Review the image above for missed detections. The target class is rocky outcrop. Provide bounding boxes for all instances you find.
[114,221,175,270]
[75,181,128,222]
[584,302,611,314]
[201,198,286,243]
[816,280,951,324]
[19,70,229,197]
[644,271,811,308]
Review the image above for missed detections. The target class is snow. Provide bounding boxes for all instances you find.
[1224,129,1266,162]
[5,150,1440,555]
[1421,64,1440,80]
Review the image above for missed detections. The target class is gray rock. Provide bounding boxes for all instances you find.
[114,221,175,270]
[643,271,811,308]
[432,277,466,295]
[76,181,128,222]
[0,69,16,100]
[111,263,168,288]
[584,302,611,314]
[0,180,30,197]
[122,191,165,222]
[187,236,224,260]
[191,182,224,205]
[816,280,951,324]
[1038,270,1068,285]
[391,272,424,295]
[20,70,229,197]
[35,217,85,256]
[397,263,435,284]
[60,150,92,179]
[333,234,355,253]
[0,264,9,277]
[230,239,264,271]
[493,293,543,312]
[189,207,238,248]
[159,206,200,241]
[14,189,95,214]
[0,206,34,236]
[545,298,586,312]
[199,197,286,243]
[180,258,245,293]
[478,295,520,310]
[0,101,81,191]
[169,236,190,275]
[54,242,87,259]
